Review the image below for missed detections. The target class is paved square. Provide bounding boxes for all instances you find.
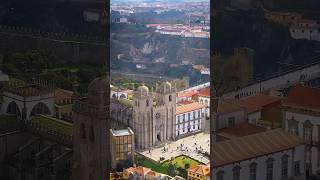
[139,132,210,164]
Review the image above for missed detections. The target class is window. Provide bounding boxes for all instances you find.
[198,110,200,118]
[266,158,274,180]
[289,125,298,136]
[228,117,235,127]
[303,122,312,144]
[188,113,191,121]
[250,163,257,180]
[318,147,320,167]
[216,171,224,180]
[281,155,289,179]
[80,123,86,139]
[146,100,149,107]
[232,166,240,180]
[169,95,172,102]
[294,161,300,176]
[183,114,185,122]
[89,126,95,142]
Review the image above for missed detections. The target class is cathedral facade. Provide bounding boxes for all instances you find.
[132,82,176,149]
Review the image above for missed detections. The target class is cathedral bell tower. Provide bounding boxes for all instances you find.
[72,77,110,180]
[155,81,176,141]
[132,84,153,149]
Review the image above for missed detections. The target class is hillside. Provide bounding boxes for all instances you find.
[110,23,210,82]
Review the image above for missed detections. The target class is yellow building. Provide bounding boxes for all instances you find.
[187,164,210,180]
[54,88,79,122]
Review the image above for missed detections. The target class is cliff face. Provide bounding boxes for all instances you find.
[110,26,210,68]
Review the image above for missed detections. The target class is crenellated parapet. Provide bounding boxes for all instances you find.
[0,25,106,43]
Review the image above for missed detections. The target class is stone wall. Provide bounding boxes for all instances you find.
[0,25,107,65]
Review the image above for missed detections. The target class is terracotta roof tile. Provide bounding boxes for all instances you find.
[55,88,78,101]
[212,129,304,167]
[217,100,244,114]
[188,164,210,176]
[125,166,151,175]
[225,94,282,113]
[176,102,205,115]
[177,90,199,98]
[198,87,210,97]
[218,122,266,139]
[283,85,320,112]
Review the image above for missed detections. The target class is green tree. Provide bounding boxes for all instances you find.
[167,163,176,177]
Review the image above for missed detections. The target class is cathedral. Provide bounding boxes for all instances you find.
[132,82,177,149]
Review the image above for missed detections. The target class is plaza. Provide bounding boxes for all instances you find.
[140,132,210,164]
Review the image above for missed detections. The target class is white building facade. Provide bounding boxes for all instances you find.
[212,129,305,180]
[175,102,206,137]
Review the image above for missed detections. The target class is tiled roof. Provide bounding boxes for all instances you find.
[283,85,320,112]
[188,164,210,176]
[176,102,205,115]
[212,129,304,167]
[225,94,282,113]
[5,85,52,97]
[146,170,161,177]
[216,100,244,114]
[125,166,151,175]
[218,122,266,139]
[177,90,198,98]
[198,87,210,97]
[55,88,76,101]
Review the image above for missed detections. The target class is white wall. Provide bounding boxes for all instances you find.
[1,91,55,121]
[284,110,320,174]
[224,63,320,98]
[175,108,205,136]
[217,110,246,129]
[248,111,261,125]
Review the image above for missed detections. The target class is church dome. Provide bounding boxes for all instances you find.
[88,76,108,105]
[137,84,149,96]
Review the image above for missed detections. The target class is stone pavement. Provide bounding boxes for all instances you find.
[139,132,210,164]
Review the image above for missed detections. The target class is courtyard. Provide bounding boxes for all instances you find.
[139,132,210,164]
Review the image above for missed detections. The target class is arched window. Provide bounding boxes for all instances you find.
[232,166,241,180]
[146,99,149,107]
[6,101,21,116]
[30,102,51,116]
[216,170,224,180]
[81,123,86,139]
[89,126,95,142]
[281,154,289,179]
[250,162,257,180]
[266,158,274,180]
[169,95,172,102]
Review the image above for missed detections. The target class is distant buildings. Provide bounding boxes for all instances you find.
[146,24,210,38]
[290,19,320,42]
[110,128,135,171]
[211,129,305,180]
